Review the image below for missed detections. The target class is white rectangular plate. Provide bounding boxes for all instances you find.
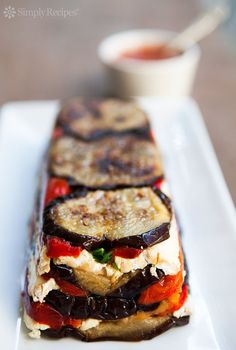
[0,98,235,350]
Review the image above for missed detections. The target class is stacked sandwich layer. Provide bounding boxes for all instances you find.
[23,98,191,341]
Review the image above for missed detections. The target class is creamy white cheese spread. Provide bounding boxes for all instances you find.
[53,216,180,276]
[80,318,101,331]
[28,254,59,302]
[23,311,49,339]
[173,295,192,318]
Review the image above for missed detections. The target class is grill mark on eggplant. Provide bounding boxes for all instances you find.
[97,157,155,177]
[49,135,162,188]
[56,98,150,141]
[60,124,151,142]
[43,188,171,250]
[41,315,190,341]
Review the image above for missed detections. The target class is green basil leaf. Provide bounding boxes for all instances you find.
[92,248,112,264]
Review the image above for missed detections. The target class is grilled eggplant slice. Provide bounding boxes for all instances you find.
[78,315,190,341]
[42,315,190,341]
[49,135,163,189]
[57,98,150,140]
[72,269,133,296]
[43,187,171,249]
[49,263,164,297]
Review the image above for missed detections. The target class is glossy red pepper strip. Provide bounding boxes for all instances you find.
[112,246,142,259]
[170,284,188,313]
[27,300,82,329]
[26,299,64,329]
[46,236,83,258]
[153,177,163,190]
[138,270,183,305]
[44,177,71,206]
[55,279,87,297]
[43,272,87,297]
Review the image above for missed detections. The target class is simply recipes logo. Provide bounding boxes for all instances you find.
[3,5,79,19]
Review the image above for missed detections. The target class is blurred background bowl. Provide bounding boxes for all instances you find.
[98,29,201,97]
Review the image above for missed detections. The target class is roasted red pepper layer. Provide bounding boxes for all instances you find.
[138,270,183,305]
[24,291,82,329]
[46,236,143,260]
[46,237,83,258]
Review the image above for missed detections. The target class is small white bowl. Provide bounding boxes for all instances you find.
[98,29,201,97]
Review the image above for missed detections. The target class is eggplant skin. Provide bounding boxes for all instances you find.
[43,188,171,250]
[43,216,170,251]
[49,263,77,284]
[111,223,170,250]
[152,187,172,214]
[45,291,143,320]
[108,266,164,298]
[41,315,190,341]
[57,98,150,141]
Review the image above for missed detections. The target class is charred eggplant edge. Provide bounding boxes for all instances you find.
[56,97,151,142]
[43,187,172,250]
[58,122,151,142]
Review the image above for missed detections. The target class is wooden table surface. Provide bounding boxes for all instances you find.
[1,0,236,203]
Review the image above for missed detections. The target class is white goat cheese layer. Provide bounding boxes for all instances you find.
[53,216,180,276]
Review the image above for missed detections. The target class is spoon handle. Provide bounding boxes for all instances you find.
[169,5,229,49]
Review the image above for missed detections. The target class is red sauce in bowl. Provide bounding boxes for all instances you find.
[119,44,182,61]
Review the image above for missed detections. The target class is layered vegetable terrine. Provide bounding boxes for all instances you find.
[23,98,191,341]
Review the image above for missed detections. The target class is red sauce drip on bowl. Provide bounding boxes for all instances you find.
[119,44,182,61]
